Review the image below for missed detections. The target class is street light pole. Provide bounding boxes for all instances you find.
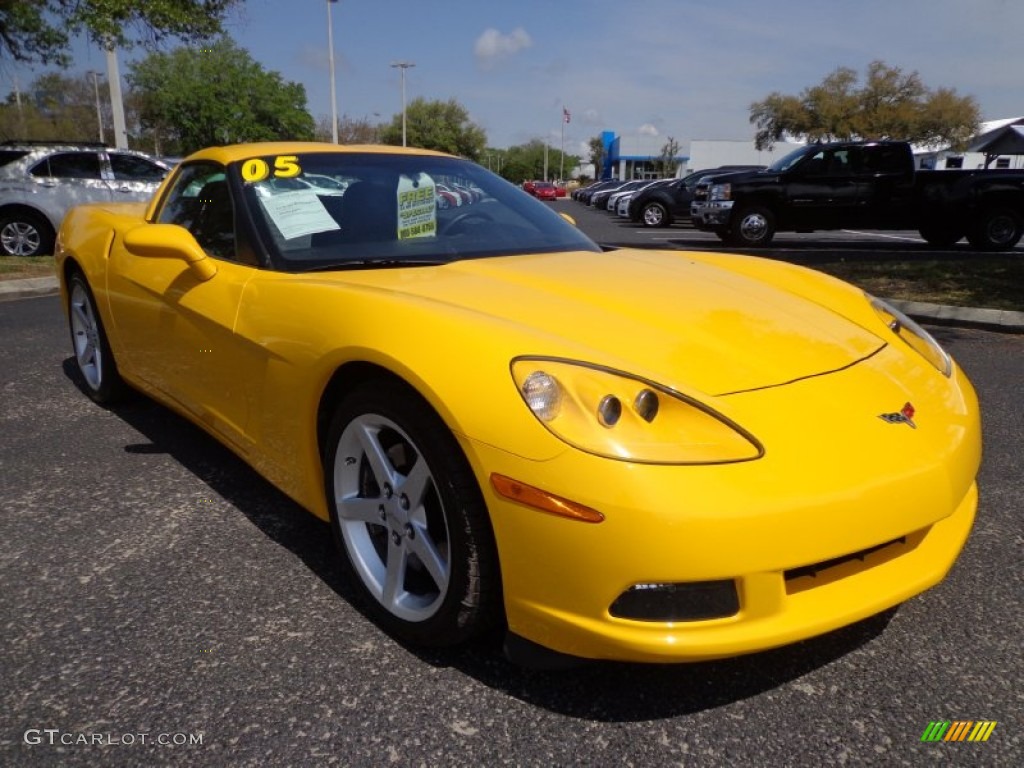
[87,71,104,144]
[390,61,415,147]
[327,0,339,143]
[104,46,128,149]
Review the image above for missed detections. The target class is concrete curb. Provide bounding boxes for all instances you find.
[1,274,1021,333]
[0,275,60,302]
[888,299,1024,334]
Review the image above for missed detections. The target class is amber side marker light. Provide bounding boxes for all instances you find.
[490,474,605,523]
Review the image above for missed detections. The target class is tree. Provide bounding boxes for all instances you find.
[127,38,315,155]
[496,139,579,184]
[749,61,980,150]
[315,114,382,144]
[588,136,606,179]
[378,98,486,160]
[657,137,681,177]
[0,72,107,143]
[0,0,241,67]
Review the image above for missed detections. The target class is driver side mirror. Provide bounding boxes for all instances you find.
[122,223,218,282]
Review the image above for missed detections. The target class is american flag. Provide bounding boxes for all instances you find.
[563,108,571,124]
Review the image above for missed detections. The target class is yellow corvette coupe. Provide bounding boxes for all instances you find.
[56,142,981,666]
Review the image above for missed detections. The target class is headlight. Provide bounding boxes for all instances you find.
[869,296,951,377]
[511,358,762,464]
[709,183,731,202]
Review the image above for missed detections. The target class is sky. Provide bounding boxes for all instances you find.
[4,0,1023,156]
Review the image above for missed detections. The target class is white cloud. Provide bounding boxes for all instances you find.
[638,123,659,137]
[474,27,532,69]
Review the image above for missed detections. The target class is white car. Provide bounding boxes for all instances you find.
[0,142,169,257]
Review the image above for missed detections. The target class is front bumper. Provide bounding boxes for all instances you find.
[461,347,981,663]
[691,201,734,231]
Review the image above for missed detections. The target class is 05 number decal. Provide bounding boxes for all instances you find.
[241,155,301,182]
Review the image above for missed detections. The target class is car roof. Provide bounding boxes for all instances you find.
[183,142,453,165]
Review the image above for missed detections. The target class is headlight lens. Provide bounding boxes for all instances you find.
[709,183,731,202]
[869,296,951,377]
[511,358,762,464]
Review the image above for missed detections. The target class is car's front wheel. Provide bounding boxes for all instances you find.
[0,209,55,257]
[324,379,502,648]
[641,202,670,227]
[726,204,776,247]
[67,272,127,404]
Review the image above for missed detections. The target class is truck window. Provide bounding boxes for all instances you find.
[861,145,906,175]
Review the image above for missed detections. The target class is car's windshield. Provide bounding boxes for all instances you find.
[767,146,813,172]
[238,152,600,270]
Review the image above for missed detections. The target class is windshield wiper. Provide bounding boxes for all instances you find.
[302,258,447,272]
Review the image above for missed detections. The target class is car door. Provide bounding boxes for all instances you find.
[784,147,860,229]
[853,144,917,228]
[26,151,113,225]
[104,152,169,203]
[105,162,263,453]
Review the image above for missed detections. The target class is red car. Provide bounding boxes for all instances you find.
[533,181,557,201]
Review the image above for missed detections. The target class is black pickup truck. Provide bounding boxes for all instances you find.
[690,140,1024,250]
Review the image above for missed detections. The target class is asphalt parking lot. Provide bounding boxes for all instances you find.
[1,238,1021,765]
[556,196,1024,258]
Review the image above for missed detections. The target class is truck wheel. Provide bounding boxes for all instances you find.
[641,202,670,227]
[727,204,775,247]
[918,222,963,248]
[966,207,1023,251]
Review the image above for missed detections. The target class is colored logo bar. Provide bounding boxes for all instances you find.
[921,721,997,742]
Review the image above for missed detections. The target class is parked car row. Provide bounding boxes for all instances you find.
[571,166,764,228]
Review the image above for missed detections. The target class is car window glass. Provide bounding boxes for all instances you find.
[109,154,167,182]
[861,145,906,175]
[0,150,29,167]
[157,162,236,261]
[29,152,103,180]
[237,152,599,270]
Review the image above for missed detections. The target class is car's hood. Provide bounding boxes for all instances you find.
[338,249,885,396]
[701,169,777,187]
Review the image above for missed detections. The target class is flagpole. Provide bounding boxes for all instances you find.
[559,104,565,182]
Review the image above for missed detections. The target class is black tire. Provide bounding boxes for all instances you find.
[324,379,502,648]
[966,206,1023,251]
[726,204,776,247]
[67,272,128,404]
[0,209,56,257]
[641,202,670,228]
[918,221,964,248]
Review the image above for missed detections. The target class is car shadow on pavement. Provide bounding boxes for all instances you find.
[411,609,895,721]
[63,357,896,722]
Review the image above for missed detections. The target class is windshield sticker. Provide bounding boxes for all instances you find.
[397,173,437,240]
[258,190,340,240]
[241,155,302,183]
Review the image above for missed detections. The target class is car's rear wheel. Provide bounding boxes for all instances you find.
[727,204,776,247]
[67,272,127,404]
[918,221,964,248]
[0,210,55,257]
[324,380,501,648]
[641,202,669,227]
[966,206,1023,251]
